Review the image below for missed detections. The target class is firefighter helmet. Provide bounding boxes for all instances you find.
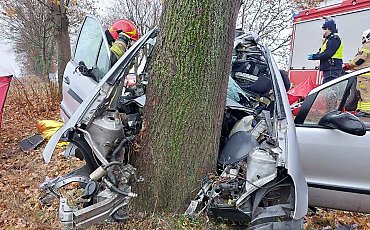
[109,19,139,41]
[362,29,370,44]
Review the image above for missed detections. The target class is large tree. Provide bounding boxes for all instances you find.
[133,0,242,212]
[43,0,98,95]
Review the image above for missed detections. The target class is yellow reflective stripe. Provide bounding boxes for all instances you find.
[110,44,124,58]
[358,102,370,111]
[125,30,137,36]
[320,38,343,59]
[360,47,370,54]
[320,41,327,53]
[332,41,343,59]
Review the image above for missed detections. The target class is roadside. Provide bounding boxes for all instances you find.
[0,77,369,229]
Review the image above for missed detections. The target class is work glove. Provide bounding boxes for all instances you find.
[342,63,351,70]
[307,54,314,60]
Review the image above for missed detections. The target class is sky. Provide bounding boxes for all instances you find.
[0,43,20,76]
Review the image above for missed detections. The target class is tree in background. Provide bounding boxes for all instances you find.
[0,0,97,94]
[101,0,161,35]
[238,0,324,67]
[132,0,241,212]
[39,0,98,95]
[0,0,55,81]
[238,0,297,67]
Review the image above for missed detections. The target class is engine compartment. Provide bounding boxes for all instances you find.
[185,33,300,229]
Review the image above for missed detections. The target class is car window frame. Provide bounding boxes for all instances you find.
[295,75,357,126]
[71,15,111,82]
[95,40,111,80]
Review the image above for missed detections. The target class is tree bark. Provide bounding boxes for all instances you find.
[51,1,71,97]
[133,0,241,213]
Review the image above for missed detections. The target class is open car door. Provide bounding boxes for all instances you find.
[294,67,370,213]
[60,15,111,122]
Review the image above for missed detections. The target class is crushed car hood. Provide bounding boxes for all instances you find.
[43,28,157,163]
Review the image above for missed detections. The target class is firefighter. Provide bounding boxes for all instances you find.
[343,29,370,112]
[105,19,139,65]
[307,19,344,84]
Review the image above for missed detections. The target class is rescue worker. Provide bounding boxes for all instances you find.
[343,29,370,112]
[105,19,139,65]
[307,19,344,84]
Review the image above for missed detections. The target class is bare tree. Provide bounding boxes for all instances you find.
[1,0,98,95]
[0,0,55,81]
[238,0,296,67]
[38,0,98,95]
[101,0,161,35]
[238,0,324,68]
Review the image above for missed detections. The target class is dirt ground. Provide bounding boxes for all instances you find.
[1,78,369,229]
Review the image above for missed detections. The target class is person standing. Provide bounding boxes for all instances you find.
[307,19,344,84]
[343,29,370,72]
[343,29,370,112]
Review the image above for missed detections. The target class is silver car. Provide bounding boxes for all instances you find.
[42,14,370,229]
[295,67,370,213]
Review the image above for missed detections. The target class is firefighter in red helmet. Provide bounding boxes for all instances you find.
[105,19,139,65]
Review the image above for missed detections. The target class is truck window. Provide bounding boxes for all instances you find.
[290,9,370,70]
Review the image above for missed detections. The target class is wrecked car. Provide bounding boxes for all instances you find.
[41,14,370,229]
[41,15,157,228]
[42,14,308,228]
[185,32,308,229]
[186,31,370,228]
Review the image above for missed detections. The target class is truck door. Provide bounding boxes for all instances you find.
[60,15,111,122]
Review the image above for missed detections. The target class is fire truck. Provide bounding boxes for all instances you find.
[289,0,370,85]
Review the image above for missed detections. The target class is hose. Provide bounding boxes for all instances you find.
[102,178,137,197]
[110,136,134,161]
[102,161,121,170]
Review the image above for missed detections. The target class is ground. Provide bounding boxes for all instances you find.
[0,77,369,229]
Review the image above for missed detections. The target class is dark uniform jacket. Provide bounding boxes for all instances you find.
[312,34,343,72]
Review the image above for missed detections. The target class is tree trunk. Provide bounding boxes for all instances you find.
[51,2,71,97]
[133,0,241,213]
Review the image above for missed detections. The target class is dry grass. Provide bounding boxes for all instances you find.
[0,76,369,229]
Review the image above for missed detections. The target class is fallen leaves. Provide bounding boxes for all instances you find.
[1,77,369,229]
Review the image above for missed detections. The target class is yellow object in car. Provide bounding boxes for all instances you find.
[36,120,68,148]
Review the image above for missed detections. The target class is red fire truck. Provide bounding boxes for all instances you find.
[289,0,370,85]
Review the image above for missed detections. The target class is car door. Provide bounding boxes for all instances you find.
[60,15,111,122]
[294,68,370,213]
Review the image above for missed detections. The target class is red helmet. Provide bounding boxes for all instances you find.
[109,19,139,41]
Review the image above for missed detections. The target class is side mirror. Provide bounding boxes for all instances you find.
[318,110,366,136]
